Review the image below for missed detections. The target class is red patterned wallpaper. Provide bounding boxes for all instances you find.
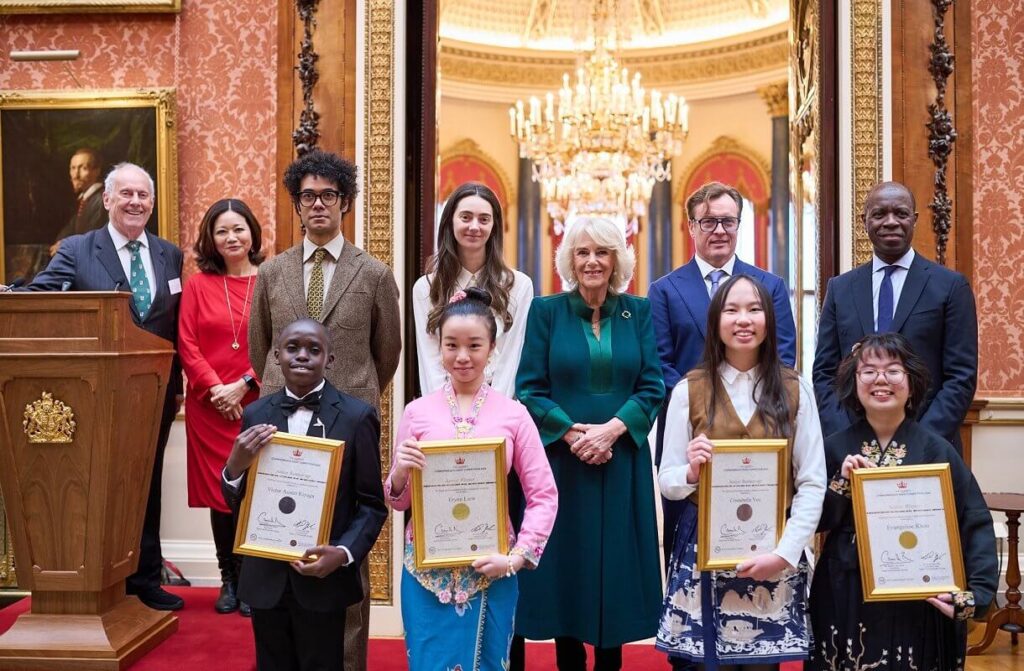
[973,1,1024,396]
[0,5,278,276]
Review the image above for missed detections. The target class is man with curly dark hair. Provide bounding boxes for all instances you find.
[247,150,401,670]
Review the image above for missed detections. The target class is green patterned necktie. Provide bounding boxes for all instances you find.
[307,247,327,320]
[125,240,152,319]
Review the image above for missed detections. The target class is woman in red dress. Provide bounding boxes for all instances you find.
[178,199,264,615]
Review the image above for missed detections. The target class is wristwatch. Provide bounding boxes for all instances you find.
[241,374,257,391]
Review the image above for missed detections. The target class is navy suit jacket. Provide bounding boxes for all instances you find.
[222,382,387,613]
[812,254,978,448]
[26,226,184,396]
[648,257,796,465]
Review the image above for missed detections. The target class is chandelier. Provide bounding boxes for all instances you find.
[509,0,689,233]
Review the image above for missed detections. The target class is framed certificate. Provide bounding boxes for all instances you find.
[697,439,789,571]
[233,432,344,562]
[410,437,509,570]
[851,464,966,601]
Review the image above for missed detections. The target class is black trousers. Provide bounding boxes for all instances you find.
[252,584,347,671]
[127,390,177,592]
[509,637,622,671]
[210,508,240,585]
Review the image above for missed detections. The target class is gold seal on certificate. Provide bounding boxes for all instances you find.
[233,432,344,562]
[411,437,509,569]
[697,439,789,571]
[851,464,966,601]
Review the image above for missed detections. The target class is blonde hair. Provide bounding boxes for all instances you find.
[555,216,636,293]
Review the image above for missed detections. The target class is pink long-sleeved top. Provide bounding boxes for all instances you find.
[385,388,558,568]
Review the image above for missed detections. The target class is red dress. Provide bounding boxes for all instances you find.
[178,271,259,512]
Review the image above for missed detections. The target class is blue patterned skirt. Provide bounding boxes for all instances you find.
[401,567,518,671]
[655,500,811,667]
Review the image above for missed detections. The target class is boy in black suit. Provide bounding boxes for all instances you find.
[223,318,387,670]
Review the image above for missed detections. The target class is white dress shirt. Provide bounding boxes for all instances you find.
[107,222,154,295]
[659,363,826,568]
[693,254,738,297]
[871,248,915,330]
[302,234,346,299]
[411,267,534,397]
[222,380,352,565]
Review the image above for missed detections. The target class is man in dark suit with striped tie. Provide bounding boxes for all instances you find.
[19,161,186,610]
[813,180,978,452]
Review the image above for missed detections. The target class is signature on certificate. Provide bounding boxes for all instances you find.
[257,512,286,528]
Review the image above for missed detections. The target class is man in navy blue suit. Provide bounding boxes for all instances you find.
[813,180,977,451]
[10,162,185,611]
[648,182,796,668]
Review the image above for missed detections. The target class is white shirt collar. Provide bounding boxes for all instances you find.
[107,222,147,249]
[284,379,326,399]
[719,361,758,385]
[303,233,345,263]
[456,266,481,289]
[872,247,915,273]
[693,254,737,280]
[80,182,102,201]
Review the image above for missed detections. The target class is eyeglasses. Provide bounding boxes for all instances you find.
[857,368,907,384]
[694,217,740,233]
[297,190,341,208]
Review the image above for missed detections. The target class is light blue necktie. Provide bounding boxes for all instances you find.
[708,269,727,297]
[125,240,152,319]
[876,265,898,333]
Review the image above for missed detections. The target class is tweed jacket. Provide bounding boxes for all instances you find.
[247,240,401,409]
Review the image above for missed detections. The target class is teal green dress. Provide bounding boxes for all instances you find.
[514,291,665,647]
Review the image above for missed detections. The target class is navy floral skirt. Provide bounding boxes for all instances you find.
[656,500,811,667]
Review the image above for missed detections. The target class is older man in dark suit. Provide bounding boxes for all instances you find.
[248,149,401,671]
[813,180,978,451]
[18,161,185,610]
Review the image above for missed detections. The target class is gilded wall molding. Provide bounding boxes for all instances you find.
[850,0,883,265]
[758,81,789,117]
[439,30,788,90]
[674,135,772,205]
[439,138,517,210]
[364,0,395,605]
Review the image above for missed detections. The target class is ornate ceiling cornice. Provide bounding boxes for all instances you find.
[440,27,788,102]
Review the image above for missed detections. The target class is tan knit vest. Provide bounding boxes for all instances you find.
[686,368,800,507]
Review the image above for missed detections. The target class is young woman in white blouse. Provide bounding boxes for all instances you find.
[412,182,533,397]
[655,274,826,670]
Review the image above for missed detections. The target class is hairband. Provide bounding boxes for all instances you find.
[448,290,468,304]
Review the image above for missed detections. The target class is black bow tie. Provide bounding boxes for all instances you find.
[281,392,321,415]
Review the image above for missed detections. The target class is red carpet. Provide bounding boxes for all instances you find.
[0,587,801,669]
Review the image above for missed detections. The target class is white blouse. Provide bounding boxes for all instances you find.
[411,267,534,398]
[659,363,826,568]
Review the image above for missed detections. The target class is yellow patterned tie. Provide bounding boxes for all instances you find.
[307,247,326,319]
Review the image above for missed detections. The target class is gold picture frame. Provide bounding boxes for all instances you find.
[851,464,966,602]
[234,432,345,563]
[0,0,180,14]
[411,437,509,570]
[0,88,178,284]
[697,438,789,571]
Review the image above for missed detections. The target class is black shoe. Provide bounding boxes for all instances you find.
[214,582,239,614]
[239,601,252,618]
[132,585,184,611]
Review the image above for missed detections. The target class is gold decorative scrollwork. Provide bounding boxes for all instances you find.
[0,488,15,588]
[23,391,76,443]
[365,0,395,605]
[851,0,883,265]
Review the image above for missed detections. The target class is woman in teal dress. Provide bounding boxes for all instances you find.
[513,216,665,671]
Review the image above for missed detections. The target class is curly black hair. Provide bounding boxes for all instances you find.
[282,150,360,203]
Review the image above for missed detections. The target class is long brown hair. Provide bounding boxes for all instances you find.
[697,274,794,438]
[426,182,514,334]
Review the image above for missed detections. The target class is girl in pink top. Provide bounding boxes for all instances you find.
[386,287,558,671]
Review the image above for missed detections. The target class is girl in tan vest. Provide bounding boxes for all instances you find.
[655,274,826,670]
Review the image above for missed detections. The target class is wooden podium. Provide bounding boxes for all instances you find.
[0,292,178,670]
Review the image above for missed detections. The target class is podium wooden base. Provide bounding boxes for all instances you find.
[0,596,177,670]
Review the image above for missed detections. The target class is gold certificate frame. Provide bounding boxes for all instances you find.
[851,464,966,602]
[234,432,344,563]
[697,438,789,571]
[411,437,509,570]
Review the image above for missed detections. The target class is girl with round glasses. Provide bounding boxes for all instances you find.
[809,332,996,670]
